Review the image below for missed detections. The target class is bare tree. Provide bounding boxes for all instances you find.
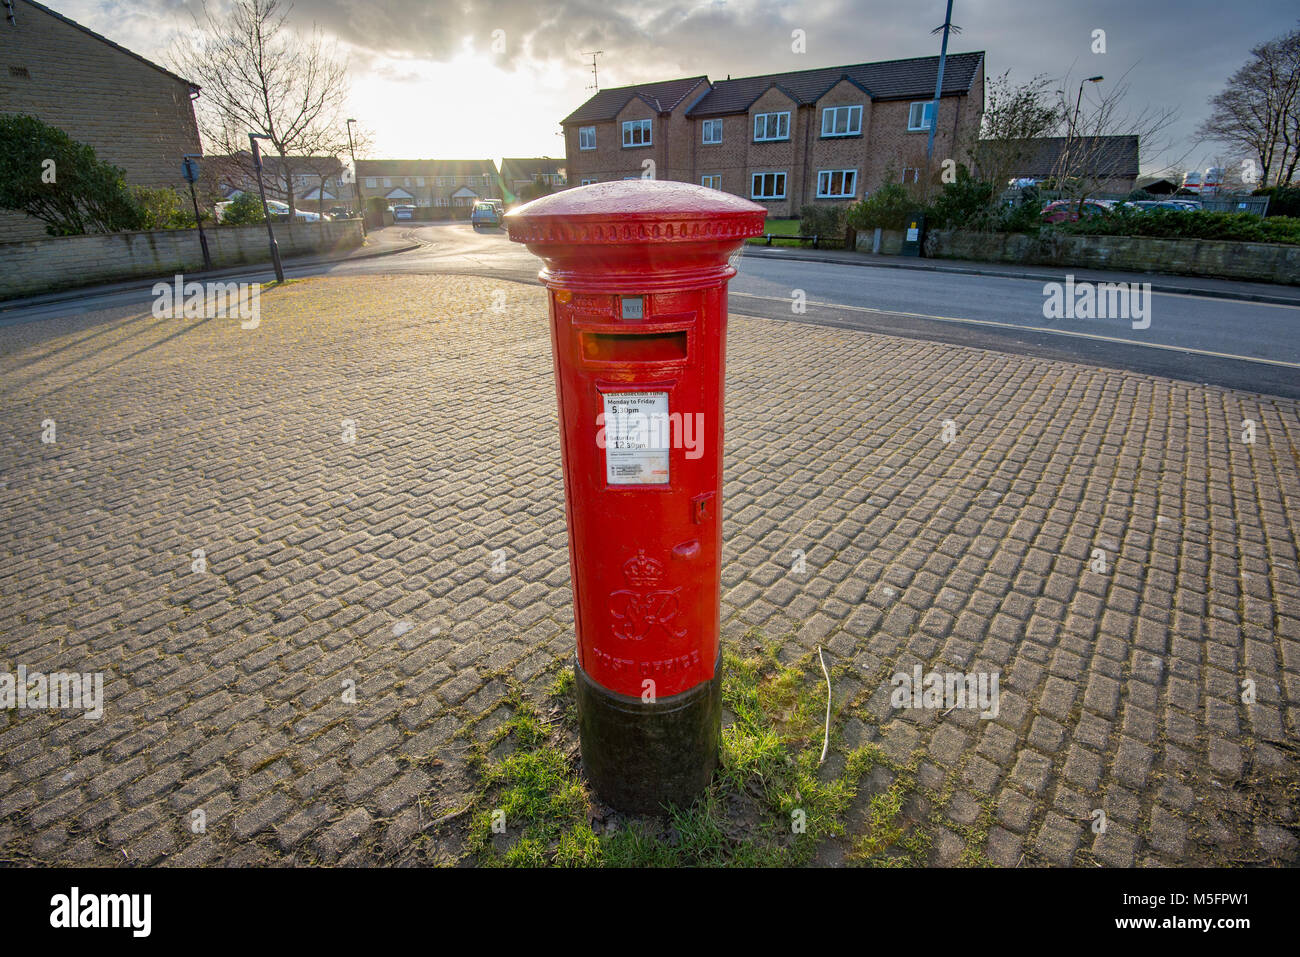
[1053,68,1179,205]
[1198,24,1300,187]
[169,0,351,216]
[963,71,1063,193]
[297,122,372,221]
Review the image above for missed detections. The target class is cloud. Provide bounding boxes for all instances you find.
[43,0,1300,169]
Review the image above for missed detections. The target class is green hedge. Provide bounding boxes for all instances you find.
[1058,208,1300,245]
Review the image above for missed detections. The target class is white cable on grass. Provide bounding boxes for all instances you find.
[818,646,831,765]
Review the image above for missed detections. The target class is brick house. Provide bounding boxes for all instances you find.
[0,0,202,240]
[210,153,349,214]
[355,159,500,210]
[562,53,985,218]
[499,157,567,201]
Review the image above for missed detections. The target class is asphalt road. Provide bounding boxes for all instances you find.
[4,221,1298,398]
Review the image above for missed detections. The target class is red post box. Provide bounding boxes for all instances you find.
[506,181,765,812]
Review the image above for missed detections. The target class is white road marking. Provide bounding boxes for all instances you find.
[730,291,1300,371]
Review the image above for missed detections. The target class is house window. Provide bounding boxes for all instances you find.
[908,101,935,131]
[751,172,787,200]
[365,177,377,188]
[383,177,392,187]
[579,127,596,150]
[416,177,425,186]
[753,111,790,142]
[901,167,921,183]
[622,119,652,147]
[702,119,723,144]
[821,105,862,137]
[580,177,597,186]
[701,174,722,190]
[817,170,857,198]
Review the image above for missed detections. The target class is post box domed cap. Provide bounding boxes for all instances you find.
[506,180,767,245]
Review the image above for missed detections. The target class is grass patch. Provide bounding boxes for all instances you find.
[461,645,930,866]
[744,218,808,246]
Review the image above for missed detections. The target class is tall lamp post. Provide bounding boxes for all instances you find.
[248,133,285,283]
[925,0,956,164]
[346,118,365,236]
[1061,75,1103,193]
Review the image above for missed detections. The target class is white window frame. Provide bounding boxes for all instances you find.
[816,169,858,198]
[702,119,723,144]
[753,111,791,142]
[382,177,392,188]
[364,177,377,188]
[579,127,596,150]
[416,177,425,187]
[821,105,863,137]
[701,174,722,190]
[622,119,652,147]
[750,171,787,200]
[908,101,935,132]
[901,167,921,183]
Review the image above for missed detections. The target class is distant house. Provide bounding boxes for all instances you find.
[1136,176,1178,195]
[997,135,1140,194]
[0,0,202,240]
[561,53,986,217]
[499,157,567,200]
[355,159,500,209]
[211,153,348,213]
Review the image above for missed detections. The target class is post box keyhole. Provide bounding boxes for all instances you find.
[692,492,714,524]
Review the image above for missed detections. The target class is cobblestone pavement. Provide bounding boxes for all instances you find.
[1,274,1297,866]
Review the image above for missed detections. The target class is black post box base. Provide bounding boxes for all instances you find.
[573,654,722,815]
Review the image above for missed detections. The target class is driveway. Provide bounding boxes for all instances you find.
[1,273,1296,865]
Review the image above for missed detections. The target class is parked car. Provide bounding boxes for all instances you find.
[1041,199,1113,224]
[471,201,501,229]
[393,205,415,221]
[326,206,354,219]
[264,200,329,223]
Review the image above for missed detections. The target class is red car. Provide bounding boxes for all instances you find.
[1041,199,1113,224]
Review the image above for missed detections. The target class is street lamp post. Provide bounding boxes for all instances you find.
[248,133,285,283]
[1061,75,1103,195]
[346,118,366,237]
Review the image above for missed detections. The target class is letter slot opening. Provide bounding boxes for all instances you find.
[582,330,688,363]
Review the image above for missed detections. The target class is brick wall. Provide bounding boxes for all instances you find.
[0,220,363,299]
[0,0,202,242]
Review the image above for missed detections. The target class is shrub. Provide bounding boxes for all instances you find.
[133,186,198,229]
[845,183,918,231]
[1252,185,1300,218]
[798,204,847,241]
[0,112,143,235]
[926,167,996,229]
[1059,208,1300,245]
[221,191,266,226]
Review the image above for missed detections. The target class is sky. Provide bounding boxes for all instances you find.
[51,0,1300,176]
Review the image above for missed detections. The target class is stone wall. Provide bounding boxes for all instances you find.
[917,229,1300,285]
[1,220,364,300]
